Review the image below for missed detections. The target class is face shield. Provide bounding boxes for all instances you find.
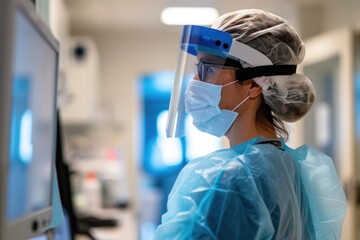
[166,25,296,138]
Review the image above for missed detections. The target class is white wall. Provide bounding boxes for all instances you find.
[49,0,69,71]
[298,0,360,39]
[323,0,360,32]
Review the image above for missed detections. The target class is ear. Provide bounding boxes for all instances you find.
[248,80,262,99]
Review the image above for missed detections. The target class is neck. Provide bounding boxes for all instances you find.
[225,101,277,147]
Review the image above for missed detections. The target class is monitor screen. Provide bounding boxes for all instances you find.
[6,9,57,222]
[0,0,59,239]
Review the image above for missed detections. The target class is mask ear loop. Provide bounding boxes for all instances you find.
[222,80,249,111]
[223,80,239,87]
[232,96,250,111]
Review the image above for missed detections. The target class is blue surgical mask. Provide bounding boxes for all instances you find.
[185,79,249,137]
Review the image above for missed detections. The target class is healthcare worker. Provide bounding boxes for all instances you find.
[155,9,347,239]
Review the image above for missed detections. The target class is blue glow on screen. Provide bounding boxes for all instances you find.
[7,76,32,220]
[19,109,33,164]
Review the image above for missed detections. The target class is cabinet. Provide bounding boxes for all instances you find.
[60,37,99,124]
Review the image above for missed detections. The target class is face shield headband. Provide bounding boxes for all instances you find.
[166,25,297,138]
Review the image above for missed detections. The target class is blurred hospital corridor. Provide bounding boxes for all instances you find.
[2,0,360,239]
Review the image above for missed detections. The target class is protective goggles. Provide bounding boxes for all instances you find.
[194,61,241,82]
[166,25,297,138]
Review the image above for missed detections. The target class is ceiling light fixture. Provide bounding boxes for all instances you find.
[161,7,219,26]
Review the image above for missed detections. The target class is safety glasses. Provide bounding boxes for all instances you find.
[194,61,240,82]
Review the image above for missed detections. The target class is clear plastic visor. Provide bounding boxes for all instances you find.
[166,26,232,138]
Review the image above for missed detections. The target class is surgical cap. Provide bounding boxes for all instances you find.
[211,9,315,122]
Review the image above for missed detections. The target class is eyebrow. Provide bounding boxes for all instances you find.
[199,55,224,63]
[199,59,223,65]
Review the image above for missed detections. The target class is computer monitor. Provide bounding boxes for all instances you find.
[0,0,59,239]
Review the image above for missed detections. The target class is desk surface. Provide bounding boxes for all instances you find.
[75,208,138,240]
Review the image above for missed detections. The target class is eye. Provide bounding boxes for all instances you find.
[197,62,222,82]
[204,65,216,74]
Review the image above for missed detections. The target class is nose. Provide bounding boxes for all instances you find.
[193,74,201,81]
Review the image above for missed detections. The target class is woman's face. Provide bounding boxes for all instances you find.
[195,53,250,112]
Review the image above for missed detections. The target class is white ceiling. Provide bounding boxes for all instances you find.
[66,0,327,33]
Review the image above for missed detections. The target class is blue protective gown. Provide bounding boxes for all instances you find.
[154,136,347,240]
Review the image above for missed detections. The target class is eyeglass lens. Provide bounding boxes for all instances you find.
[194,62,220,82]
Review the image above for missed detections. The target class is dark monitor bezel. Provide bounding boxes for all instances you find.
[0,0,59,239]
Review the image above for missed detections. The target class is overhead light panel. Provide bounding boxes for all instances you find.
[161,7,219,25]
